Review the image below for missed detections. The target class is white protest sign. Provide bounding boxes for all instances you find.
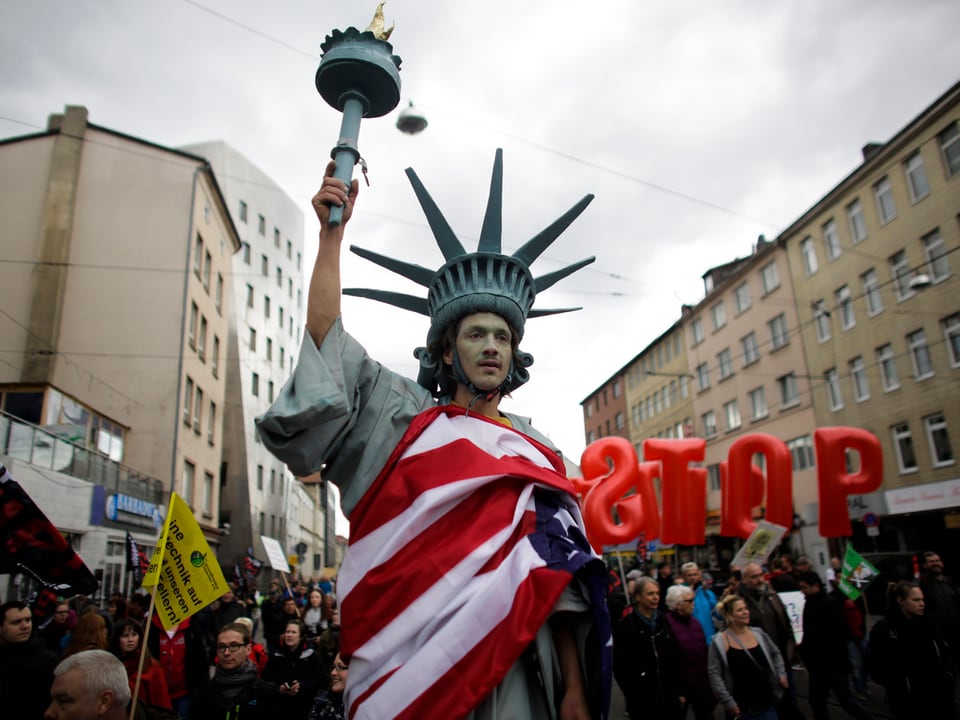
[778,590,806,645]
[261,535,290,573]
[730,520,788,569]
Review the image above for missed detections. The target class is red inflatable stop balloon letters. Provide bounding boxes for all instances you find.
[643,438,706,546]
[814,427,883,537]
[721,434,793,538]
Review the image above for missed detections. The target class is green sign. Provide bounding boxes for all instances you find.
[838,545,879,601]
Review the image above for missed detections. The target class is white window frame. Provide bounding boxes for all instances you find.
[718,348,734,379]
[202,471,214,515]
[826,368,843,411]
[850,356,870,402]
[786,436,815,471]
[890,250,915,302]
[182,460,196,504]
[769,313,789,350]
[712,301,727,331]
[760,261,780,295]
[907,329,934,380]
[691,318,704,346]
[823,218,841,261]
[939,121,960,177]
[903,151,930,203]
[814,301,832,343]
[734,282,751,313]
[943,313,960,368]
[778,373,799,408]
[741,332,760,366]
[724,400,741,431]
[924,412,955,468]
[800,236,818,276]
[892,423,918,473]
[876,344,900,392]
[847,198,868,244]
[697,362,710,391]
[749,386,768,420]
[836,285,855,330]
[874,176,897,225]
[922,229,951,283]
[702,410,717,439]
[862,269,883,316]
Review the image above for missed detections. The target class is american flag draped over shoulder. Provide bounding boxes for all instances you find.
[339,406,611,720]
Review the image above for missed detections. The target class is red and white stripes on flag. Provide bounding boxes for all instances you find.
[338,406,598,720]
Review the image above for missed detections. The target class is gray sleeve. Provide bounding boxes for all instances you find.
[255,317,433,517]
[706,636,736,711]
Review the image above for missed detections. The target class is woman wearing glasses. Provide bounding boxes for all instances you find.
[308,654,349,720]
[193,621,278,719]
[665,585,714,720]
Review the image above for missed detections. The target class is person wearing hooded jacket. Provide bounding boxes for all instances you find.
[193,622,277,720]
[867,580,957,719]
[262,619,324,719]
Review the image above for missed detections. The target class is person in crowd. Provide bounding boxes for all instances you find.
[0,600,58,720]
[127,592,149,623]
[919,550,960,668]
[212,586,248,633]
[770,555,799,592]
[108,618,172,710]
[829,578,868,699]
[263,619,325,718]
[825,556,842,591]
[664,585,714,720]
[62,612,109,658]
[794,556,813,575]
[307,653,349,720]
[737,562,804,719]
[796,571,873,720]
[193,622,277,719]
[707,595,787,720]
[107,595,128,624]
[147,612,210,720]
[613,576,682,719]
[867,580,957,719]
[260,579,286,655]
[231,617,268,675]
[318,607,341,669]
[256,155,607,719]
[317,576,333,596]
[681,561,719,645]
[44,649,131,720]
[656,561,674,612]
[41,600,76,654]
[302,589,328,650]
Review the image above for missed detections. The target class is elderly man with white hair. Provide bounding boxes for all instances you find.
[45,649,131,720]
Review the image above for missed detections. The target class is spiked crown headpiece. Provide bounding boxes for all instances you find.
[343,149,595,396]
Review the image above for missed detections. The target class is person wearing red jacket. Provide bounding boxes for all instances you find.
[109,618,172,710]
[147,612,209,720]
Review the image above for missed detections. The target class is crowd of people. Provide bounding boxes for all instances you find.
[0,575,345,720]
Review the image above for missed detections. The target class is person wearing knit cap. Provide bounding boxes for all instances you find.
[257,152,609,720]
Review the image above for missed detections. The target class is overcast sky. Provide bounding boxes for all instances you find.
[3,0,960,467]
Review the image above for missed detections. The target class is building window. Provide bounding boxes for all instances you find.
[183,376,194,425]
[707,464,721,492]
[691,318,704,346]
[279,306,284,328]
[749,386,767,420]
[847,198,867,243]
[877,344,900,392]
[182,460,195,504]
[615,412,624,430]
[246,284,254,308]
[768,313,789,350]
[850,356,870,402]
[208,400,216,445]
[777,373,799,408]
[679,375,689,399]
[787,436,815,471]
[585,403,593,419]
[944,313,960,368]
[800,237,818,276]
[814,301,832,343]
[286,239,293,259]
[924,412,955,467]
[193,387,202,433]
[274,227,281,248]
[252,372,260,397]
[760,261,780,295]
[890,250,915,301]
[922,229,951,282]
[188,302,198,350]
[907,329,934,379]
[212,335,220,378]
[268,380,275,403]
[261,254,269,276]
[702,410,717,438]
[734,282,751,313]
[826,368,843,410]
[939,121,960,177]
[258,512,265,535]
[836,285,855,331]
[874,176,896,225]
[193,234,203,277]
[741,332,760,366]
[861,269,883,316]
[712,301,727,331]
[718,348,733,379]
[892,423,918,473]
[276,266,283,288]
[723,400,741,431]
[256,465,263,490]
[613,379,621,398]
[215,273,223,314]
[264,296,271,318]
[653,391,661,415]
[258,214,266,235]
[270,469,276,493]
[266,337,273,362]
[696,362,710,391]
[242,242,251,265]
[202,472,214,515]
[823,218,841,261]
[202,250,212,290]
[903,151,930,203]
[239,200,248,222]
[198,316,207,361]
[249,327,256,351]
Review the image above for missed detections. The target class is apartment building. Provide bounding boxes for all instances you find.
[581,372,629,447]
[784,81,960,554]
[0,106,240,595]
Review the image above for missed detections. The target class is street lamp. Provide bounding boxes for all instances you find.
[396,100,428,134]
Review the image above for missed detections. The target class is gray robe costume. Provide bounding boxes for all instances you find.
[256,319,593,719]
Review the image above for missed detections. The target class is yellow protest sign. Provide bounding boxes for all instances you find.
[142,492,227,629]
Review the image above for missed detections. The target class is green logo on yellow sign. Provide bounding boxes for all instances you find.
[190,551,206,568]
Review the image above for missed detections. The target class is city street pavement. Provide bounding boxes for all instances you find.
[608,666,960,718]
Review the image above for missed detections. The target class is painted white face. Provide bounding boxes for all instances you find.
[444,312,512,392]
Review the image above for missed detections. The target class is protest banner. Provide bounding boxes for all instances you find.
[838,544,879,602]
[730,520,788,570]
[261,535,291,573]
[141,492,227,630]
